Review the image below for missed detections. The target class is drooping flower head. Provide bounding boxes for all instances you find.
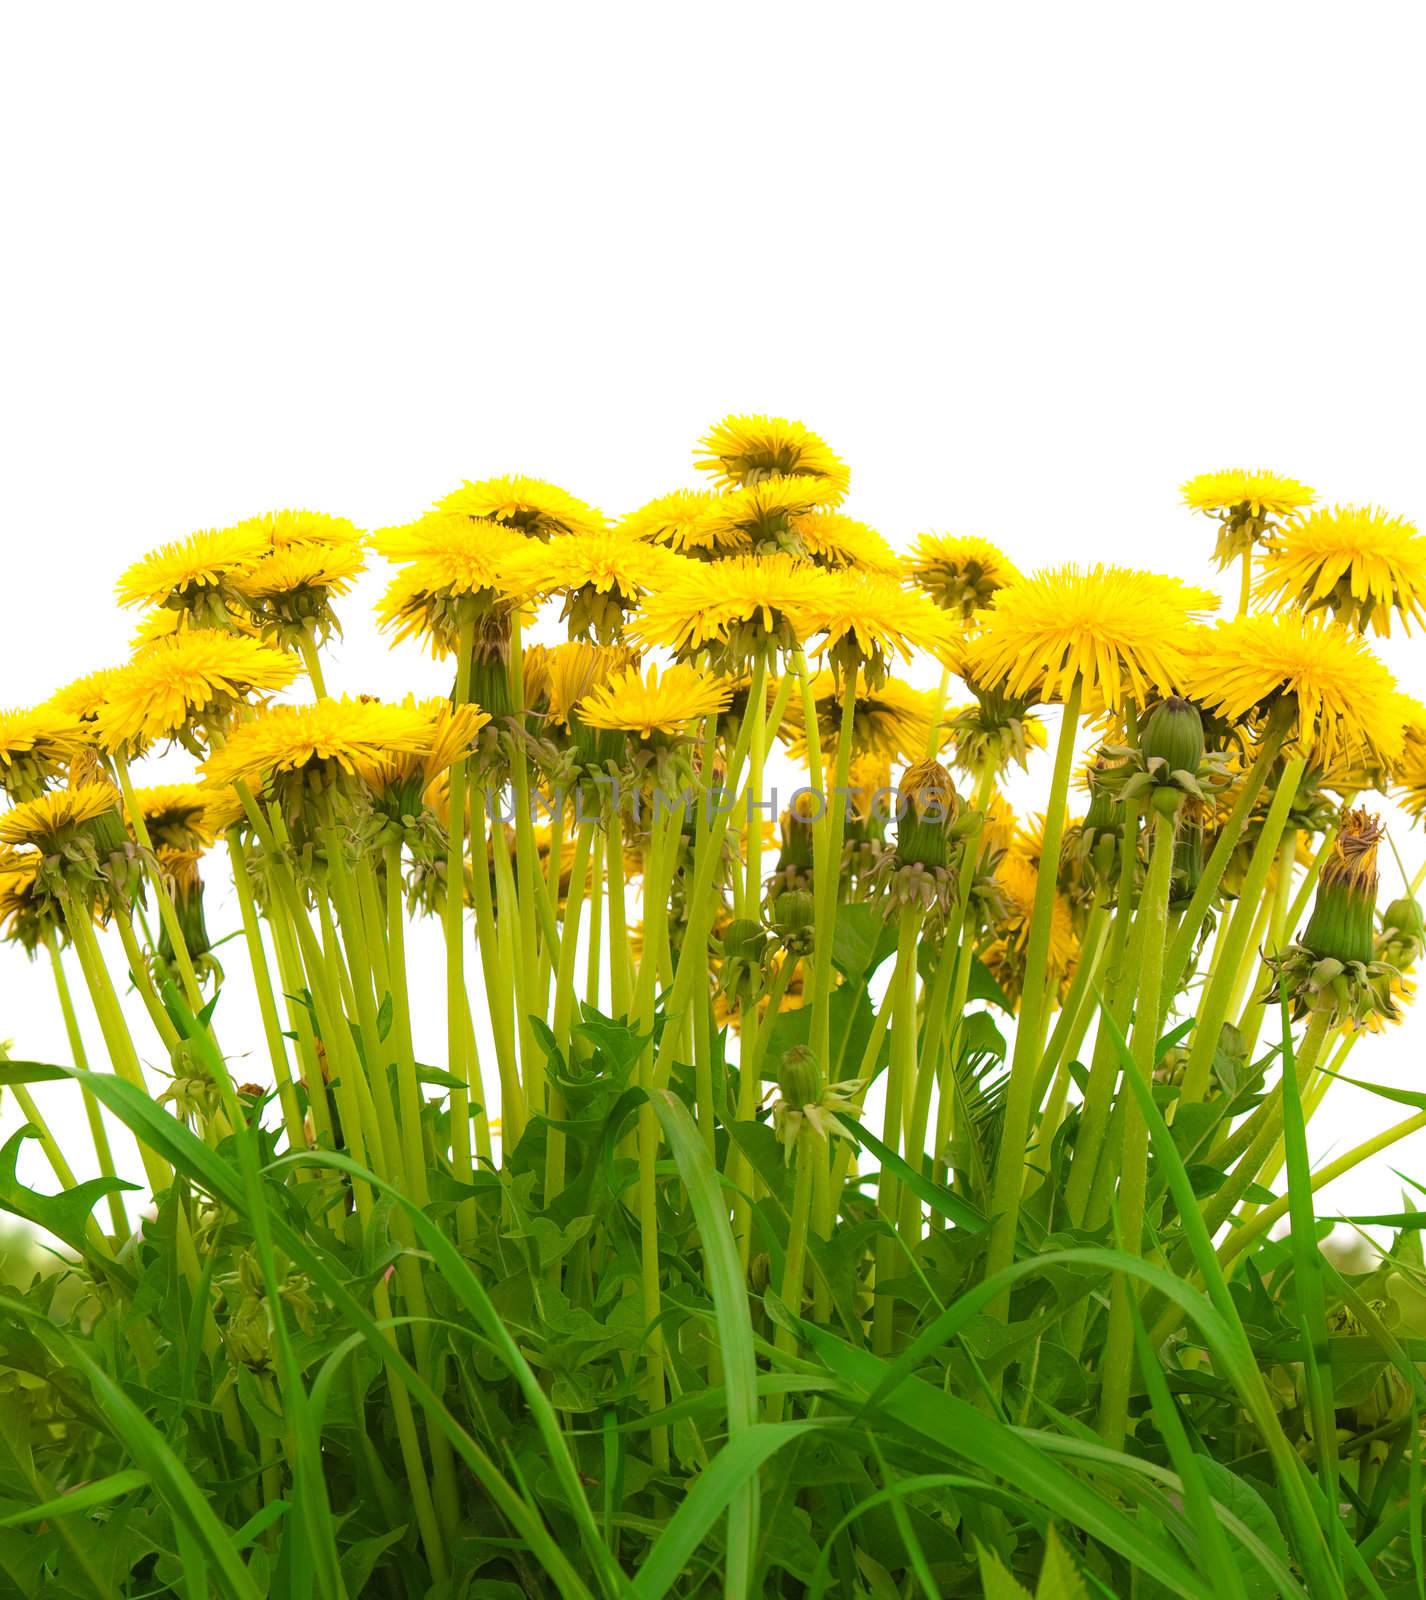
[1180,469,1316,569]
[499,530,687,644]
[779,671,937,765]
[788,511,900,574]
[0,706,92,802]
[617,489,746,560]
[968,566,1217,713]
[904,534,1020,620]
[576,662,733,743]
[130,783,216,852]
[0,783,123,854]
[694,414,850,501]
[96,633,301,758]
[435,475,605,541]
[1183,613,1406,773]
[1256,505,1426,637]
[116,525,269,626]
[631,554,830,670]
[238,542,367,646]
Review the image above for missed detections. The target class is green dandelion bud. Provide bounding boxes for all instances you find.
[895,759,959,870]
[777,1044,823,1110]
[1302,811,1383,967]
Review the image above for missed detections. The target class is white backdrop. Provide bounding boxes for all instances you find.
[2,3,1424,1231]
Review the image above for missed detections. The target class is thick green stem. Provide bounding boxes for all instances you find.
[874,906,923,1354]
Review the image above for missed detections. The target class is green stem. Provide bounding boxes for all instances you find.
[767,1128,817,1418]
[1097,803,1177,1449]
[983,676,1082,1311]
[1179,756,1306,1103]
[874,905,923,1355]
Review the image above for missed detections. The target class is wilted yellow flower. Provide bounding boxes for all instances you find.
[1184,613,1406,773]
[201,697,436,798]
[577,662,733,740]
[789,511,899,574]
[0,783,122,851]
[617,489,745,558]
[631,553,830,666]
[116,526,269,622]
[694,414,850,500]
[0,706,92,800]
[97,633,300,756]
[1180,469,1316,569]
[435,475,605,540]
[968,566,1216,712]
[1256,505,1426,637]
[904,534,1020,619]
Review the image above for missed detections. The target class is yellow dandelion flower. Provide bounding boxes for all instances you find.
[115,526,269,619]
[47,668,122,724]
[799,569,960,682]
[234,509,364,552]
[577,662,733,740]
[0,783,122,851]
[97,633,300,755]
[238,543,368,646]
[1184,613,1406,773]
[983,845,1077,1003]
[0,706,92,800]
[435,475,605,540]
[201,697,436,797]
[373,515,527,655]
[1180,468,1317,569]
[1392,711,1426,824]
[131,783,215,851]
[543,643,638,727]
[358,700,492,809]
[903,534,1020,619]
[631,553,830,666]
[617,489,746,558]
[694,414,850,500]
[0,848,47,951]
[239,543,366,605]
[790,511,900,574]
[499,530,687,643]
[1256,505,1426,637]
[201,785,248,835]
[701,475,836,547]
[780,671,937,765]
[969,566,1217,713]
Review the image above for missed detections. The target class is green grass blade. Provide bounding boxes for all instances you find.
[0,1468,147,1528]
[651,1090,760,1599]
[629,1423,822,1600]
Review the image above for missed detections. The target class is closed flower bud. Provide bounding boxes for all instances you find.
[720,918,768,965]
[1141,696,1205,776]
[771,888,816,952]
[777,1044,823,1109]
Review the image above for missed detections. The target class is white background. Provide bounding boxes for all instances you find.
[2,5,1424,1236]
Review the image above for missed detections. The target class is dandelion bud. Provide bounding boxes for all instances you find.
[1302,809,1383,968]
[777,1044,823,1110]
[1140,696,1204,777]
[895,760,958,870]
[721,918,768,964]
[771,888,816,953]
